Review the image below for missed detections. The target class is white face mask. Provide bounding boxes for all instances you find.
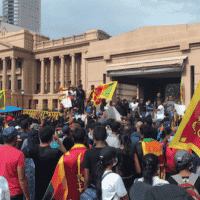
[168,136,174,143]
[112,157,118,167]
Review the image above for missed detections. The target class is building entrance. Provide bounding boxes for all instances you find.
[112,72,181,103]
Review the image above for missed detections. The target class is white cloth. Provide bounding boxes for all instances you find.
[175,104,186,116]
[135,176,169,186]
[106,133,121,148]
[0,176,10,200]
[154,105,165,121]
[102,170,127,200]
[106,106,121,121]
[63,91,69,96]
[129,102,139,111]
[61,97,72,108]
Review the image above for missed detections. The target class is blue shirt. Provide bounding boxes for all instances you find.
[146,103,155,112]
[85,105,94,114]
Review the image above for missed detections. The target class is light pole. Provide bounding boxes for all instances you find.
[21,90,24,109]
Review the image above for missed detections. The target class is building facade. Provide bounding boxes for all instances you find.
[2,0,41,33]
[0,22,199,110]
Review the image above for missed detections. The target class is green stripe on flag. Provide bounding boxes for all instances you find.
[104,83,114,98]
[0,92,4,109]
[42,182,54,200]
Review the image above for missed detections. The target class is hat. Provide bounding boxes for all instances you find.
[6,116,15,122]
[174,150,194,167]
[3,127,18,140]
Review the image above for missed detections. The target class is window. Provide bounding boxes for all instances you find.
[37,83,40,91]
[0,81,2,90]
[8,81,11,89]
[18,79,21,90]
[7,60,11,70]
[17,61,22,68]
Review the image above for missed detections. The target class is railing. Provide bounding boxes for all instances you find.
[23,109,61,120]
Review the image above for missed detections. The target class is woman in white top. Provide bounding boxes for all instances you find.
[153,100,165,122]
[135,153,169,186]
[94,146,129,200]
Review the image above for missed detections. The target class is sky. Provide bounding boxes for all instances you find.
[2,0,200,39]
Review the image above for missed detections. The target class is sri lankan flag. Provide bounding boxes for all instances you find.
[91,81,117,107]
[0,90,5,110]
[42,144,88,200]
[170,80,200,157]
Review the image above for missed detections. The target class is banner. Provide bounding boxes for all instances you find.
[0,90,5,110]
[170,81,200,156]
[174,103,186,116]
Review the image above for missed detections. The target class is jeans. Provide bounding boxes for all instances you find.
[11,193,23,200]
[140,111,146,118]
[165,111,174,123]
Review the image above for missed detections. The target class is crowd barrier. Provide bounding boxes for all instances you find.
[23,110,61,120]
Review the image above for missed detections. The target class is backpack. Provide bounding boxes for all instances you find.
[172,173,200,200]
[80,171,115,200]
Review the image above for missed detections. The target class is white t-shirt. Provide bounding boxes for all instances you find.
[135,176,169,186]
[102,170,127,200]
[129,102,139,111]
[156,105,165,120]
[0,176,10,200]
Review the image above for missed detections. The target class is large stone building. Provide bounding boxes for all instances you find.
[0,22,199,110]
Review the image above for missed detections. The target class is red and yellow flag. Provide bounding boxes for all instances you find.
[170,81,200,156]
[92,81,118,107]
[180,81,183,103]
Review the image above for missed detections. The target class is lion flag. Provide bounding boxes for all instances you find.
[170,81,200,157]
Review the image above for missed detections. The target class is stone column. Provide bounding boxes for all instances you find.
[11,57,16,93]
[32,60,37,94]
[21,58,25,91]
[40,58,45,94]
[81,53,86,91]
[70,53,75,86]
[50,57,54,94]
[2,58,6,90]
[60,55,65,88]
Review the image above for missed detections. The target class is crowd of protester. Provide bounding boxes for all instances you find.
[0,90,200,200]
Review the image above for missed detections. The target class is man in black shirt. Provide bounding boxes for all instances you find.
[82,125,107,190]
[29,125,65,200]
[138,99,146,118]
[77,84,86,114]
[17,120,29,150]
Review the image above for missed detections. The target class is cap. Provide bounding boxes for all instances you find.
[6,116,15,122]
[174,150,194,166]
[3,127,18,140]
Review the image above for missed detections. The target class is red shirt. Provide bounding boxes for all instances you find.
[0,145,25,196]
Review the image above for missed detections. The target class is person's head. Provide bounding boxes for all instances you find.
[63,136,74,151]
[87,101,91,106]
[111,121,121,133]
[175,150,194,172]
[169,95,173,101]
[119,134,132,153]
[132,97,136,103]
[3,127,19,146]
[93,125,107,142]
[91,85,95,90]
[77,119,85,128]
[72,127,86,144]
[95,146,117,199]
[136,121,143,131]
[123,99,128,104]
[147,100,151,105]
[144,116,153,126]
[62,125,70,136]
[71,123,80,131]
[160,127,172,142]
[78,84,82,90]
[157,93,161,98]
[142,154,159,185]
[116,97,120,102]
[39,125,54,143]
[140,124,153,139]
[157,100,161,106]
[20,120,29,131]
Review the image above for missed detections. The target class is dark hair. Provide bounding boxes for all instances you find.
[20,120,29,130]
[93,125,107,141]
[39,125,54,143]
[144,116,153,126]
[95,146,117,200]
[63,136,74,151]
[140,124,153,138]
[142,154,159,185]
[111,121,121,132]
[119,134,133,156]
[72,127,86,144]
[135,113,140,119]
[77,119,85,128]
[160,127,172,140]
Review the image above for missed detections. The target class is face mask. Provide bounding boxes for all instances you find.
[88,131,93,140]
[168,136,174,143]
[112,157,118,167]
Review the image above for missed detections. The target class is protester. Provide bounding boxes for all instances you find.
[0,127,30,200]
[94,146,129,200]
[129,97,139,117]
[82,125,108,190]
[17,120,29,150]
[145,100,155,117]
[165,95,176,123]
[29,125,65,199]
[138,99,146,118]
[77,84,86,114]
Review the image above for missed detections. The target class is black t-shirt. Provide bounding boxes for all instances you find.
[138,103,146,112]
[168,175,200,195]
[17,132,28,150]
[135,142,143,170]
[29,145,63,199]
[82,147,103,186]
